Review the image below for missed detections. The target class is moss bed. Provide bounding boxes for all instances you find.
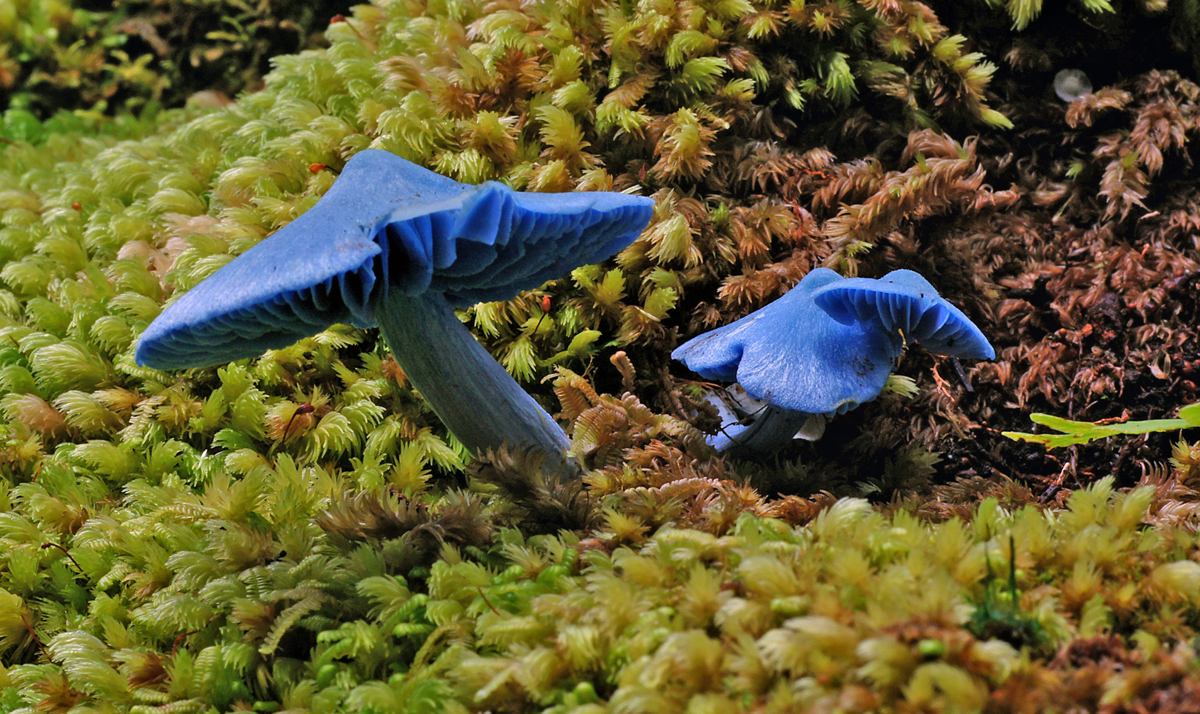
[1,0,1200,711]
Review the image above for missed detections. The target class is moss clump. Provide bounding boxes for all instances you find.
[0,0,1199,710]
[0,0,349,119]
[3,476,1200,711]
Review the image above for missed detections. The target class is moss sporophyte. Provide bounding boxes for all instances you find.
[134,150,655,476]
[673,269,994,453]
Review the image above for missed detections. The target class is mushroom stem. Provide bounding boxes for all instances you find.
[375,289,579,477]
[711,406,819,454]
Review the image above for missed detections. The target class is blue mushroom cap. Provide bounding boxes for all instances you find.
[811,269,995,360]
[672,268,905,416]
[136,150,655,370]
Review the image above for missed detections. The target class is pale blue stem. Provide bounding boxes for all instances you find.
[711,405,815,453]
[375,289,579,477]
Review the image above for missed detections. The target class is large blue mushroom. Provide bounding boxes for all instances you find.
[673,268,994,453]
[136,149,655,474]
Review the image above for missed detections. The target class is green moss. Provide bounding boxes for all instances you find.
[5,473,1199,711]
[0,0,349,120]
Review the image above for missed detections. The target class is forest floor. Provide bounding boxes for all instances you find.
[701,68,1200,513]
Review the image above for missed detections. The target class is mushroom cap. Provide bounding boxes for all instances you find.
[811,269,995,360]
[136,150,655,370]
[672,268,904,416]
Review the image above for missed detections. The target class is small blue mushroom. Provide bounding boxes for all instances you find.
[673,268,994,453]
[136,149,655,474]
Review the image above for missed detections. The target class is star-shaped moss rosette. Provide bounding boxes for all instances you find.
[673,268,994,453]
[136,149,655,474]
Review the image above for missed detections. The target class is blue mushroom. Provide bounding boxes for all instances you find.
[672,268,994,453]
[136,149,655,474]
